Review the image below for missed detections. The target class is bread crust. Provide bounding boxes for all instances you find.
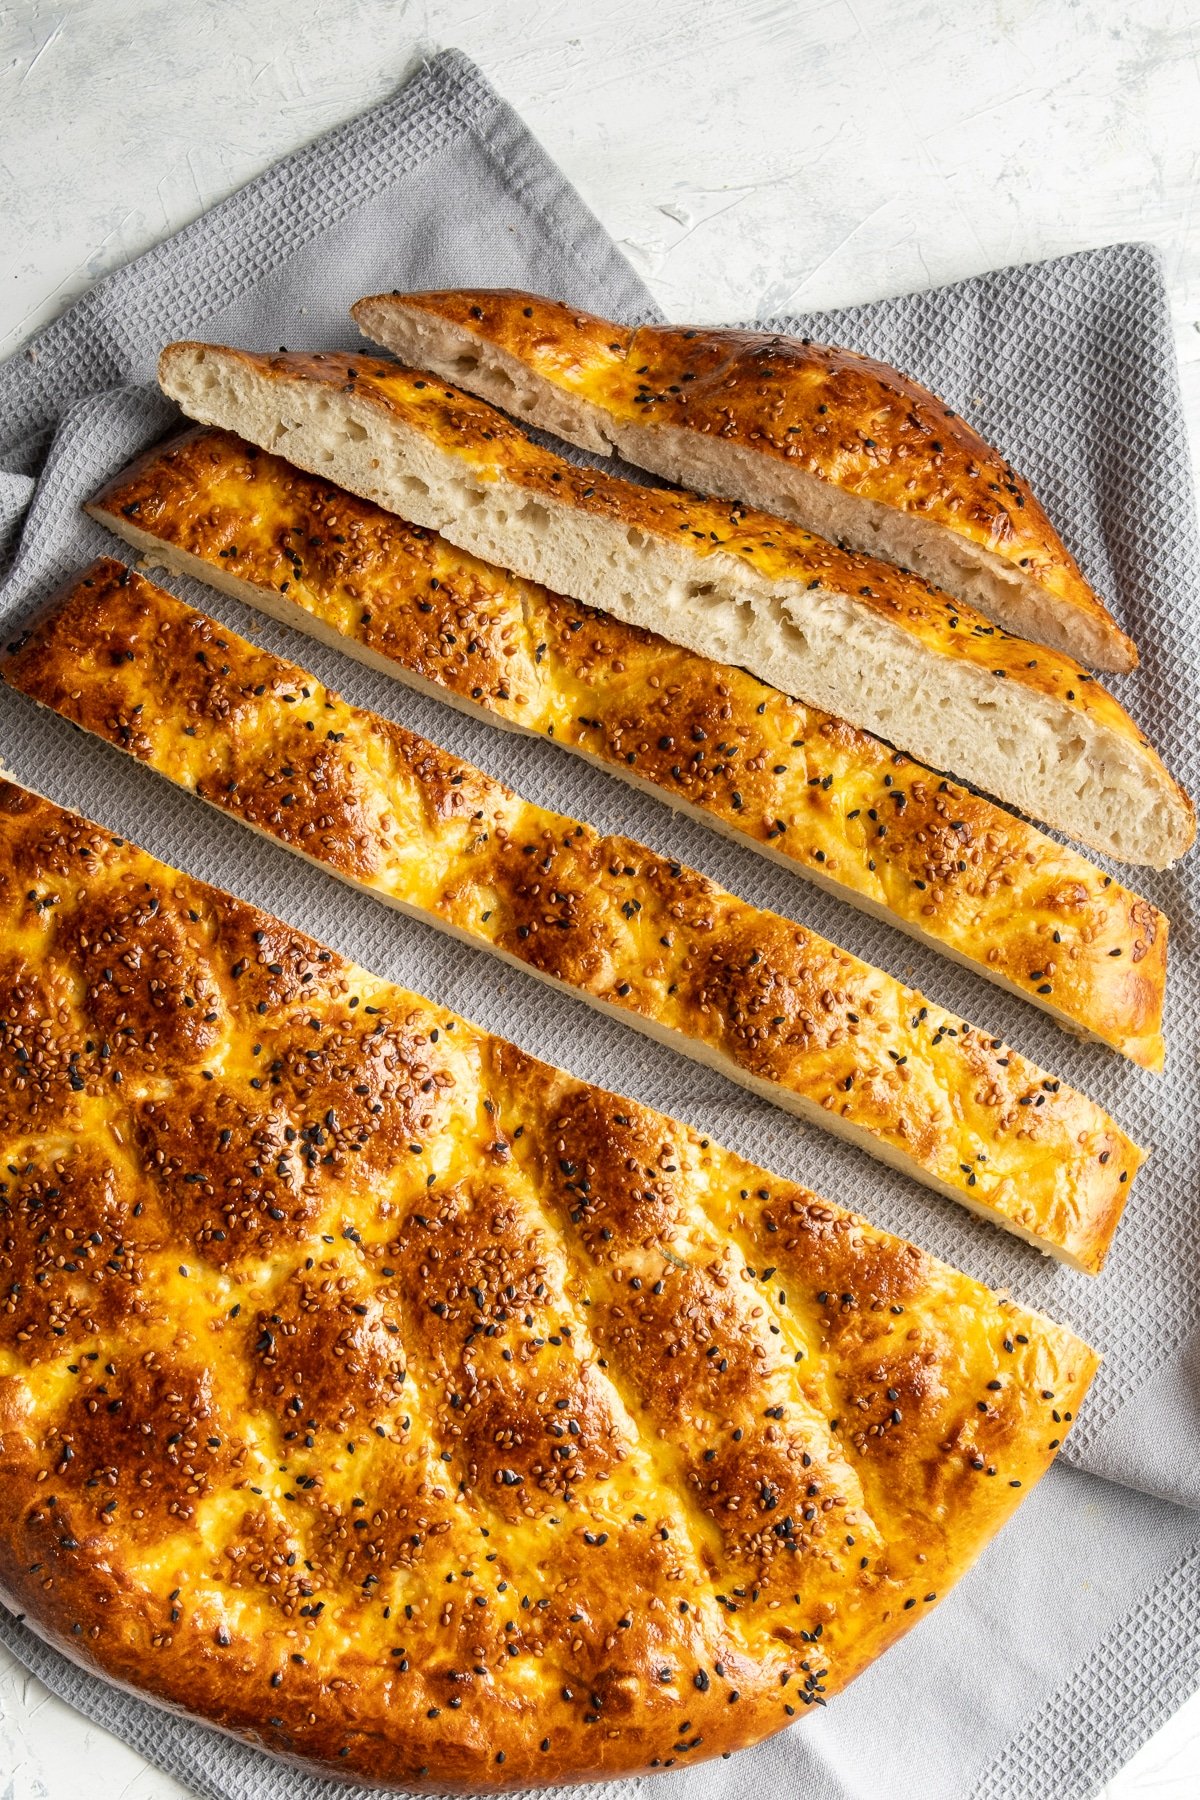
[85,425,1168,1069]
[0,775,1099,1790]
[353,288,1136,673]
[155,343,1193,869]
[3,560,1141,1272]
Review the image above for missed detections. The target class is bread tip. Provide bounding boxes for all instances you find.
[156,339,196,386]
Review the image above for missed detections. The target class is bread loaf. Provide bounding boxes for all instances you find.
[0,775,1099,1791]
[156,343,1193,869]
[353,288,1137,673]
[86,425,1169,1069]
[4,560,1142,1272]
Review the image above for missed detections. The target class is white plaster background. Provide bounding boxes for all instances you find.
[1,0,1199,1794]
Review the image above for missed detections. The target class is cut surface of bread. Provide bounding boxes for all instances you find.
[87,425,1169,1070]
[0,774,1099,1791]
[354,288,1136,674]
[4,560,1142,1272]
[156,343,1193,870]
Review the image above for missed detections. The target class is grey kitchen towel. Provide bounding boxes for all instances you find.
[0,43,1197,1800]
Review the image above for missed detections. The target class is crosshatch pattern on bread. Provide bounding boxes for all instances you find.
[0,778,1098,1791]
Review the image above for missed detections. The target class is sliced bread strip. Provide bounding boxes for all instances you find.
[156,342,1194,870]
[88,425,1169,1069]
[353,288,1137,673]
[3,559,1142,1271]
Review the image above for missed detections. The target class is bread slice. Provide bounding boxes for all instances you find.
[87,426,1169,1069]
[353,289,1138,674]
[0,771,1100,1790]
[156,342,1193,870]
[3,558,1143,1272]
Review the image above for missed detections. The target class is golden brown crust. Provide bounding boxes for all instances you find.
[3,560,1141,1273]
[154,342,1193,872]
[86,426,1168,1069]
[0,775,1099,1791]
[357,288,1136,671]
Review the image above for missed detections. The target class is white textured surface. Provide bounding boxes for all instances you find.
[1,1,1199,1795]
